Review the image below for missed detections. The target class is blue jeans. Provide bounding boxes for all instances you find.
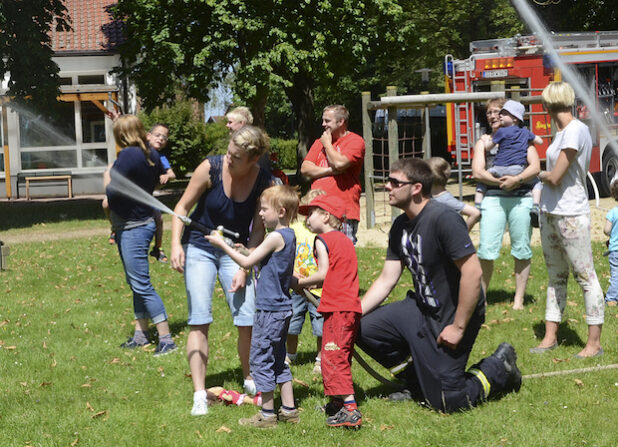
[184,243,256,326]
[607,251,618,303]
[116,221,168,324]
[288,291,323,336]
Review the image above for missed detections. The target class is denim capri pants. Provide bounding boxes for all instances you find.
[184,243,256,326]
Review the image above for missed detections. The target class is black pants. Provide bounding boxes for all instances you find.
[357,298,506,412]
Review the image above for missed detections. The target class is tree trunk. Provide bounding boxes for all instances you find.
[284,71,317,177]
[250,82,269,128]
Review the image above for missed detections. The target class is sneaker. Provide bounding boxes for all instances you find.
[388,388,414,402]
[191,395,208,416]
[312,359,322,375]
[153,341,177,357]
[491,342,522,392]
[108,231,116,245]
[244,379,257,396]
[120,336,150,349]
[239,411,277,428]
[150,247,168,263]
[530,207,540,228]
[277,407,300,423]
[326,407,362,428]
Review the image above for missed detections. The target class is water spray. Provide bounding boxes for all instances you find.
[107,168,241,249]
[511,0,618,176]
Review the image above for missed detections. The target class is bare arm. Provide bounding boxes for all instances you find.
[471,138,501,187]
[300,159,336,180]
[360,259,404,315]
[460,204,481,231]
[170,159,212,273]
[539,148,577,187]
[321,129,352,171]
[159,168,177,184]
[436,253,482,350]
[206,231,283,270]
[604,219,613,236]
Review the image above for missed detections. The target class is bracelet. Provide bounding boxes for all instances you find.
[240,267,251,274]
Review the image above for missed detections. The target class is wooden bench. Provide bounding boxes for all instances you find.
[21,173,73,200]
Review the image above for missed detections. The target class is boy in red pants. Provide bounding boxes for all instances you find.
[292,195,362,428]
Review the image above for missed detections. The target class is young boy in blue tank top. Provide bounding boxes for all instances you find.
[206,184,300,428]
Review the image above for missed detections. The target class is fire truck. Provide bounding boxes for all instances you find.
[444,31,618,195]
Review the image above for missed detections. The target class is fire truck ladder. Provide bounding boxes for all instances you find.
[446,55,475,174]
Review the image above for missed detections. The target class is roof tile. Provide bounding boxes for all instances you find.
[51,0,124,53]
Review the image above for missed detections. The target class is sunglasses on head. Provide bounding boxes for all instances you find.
[387,176,415,188]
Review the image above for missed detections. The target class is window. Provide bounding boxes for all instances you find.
[16,72,113,171]
[78,75,105,85]
[19,102,76,148]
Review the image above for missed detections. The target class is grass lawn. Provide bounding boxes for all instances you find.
[1,217,616,446]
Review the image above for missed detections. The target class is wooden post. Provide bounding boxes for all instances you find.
[386,86,400,220]
[361,92,375,229]
[1,104,11,199]
[421,91,431,159]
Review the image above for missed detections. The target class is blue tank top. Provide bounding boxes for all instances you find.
[182,155,271,251]
[256,228,296,311]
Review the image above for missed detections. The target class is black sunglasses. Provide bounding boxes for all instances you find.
[387,176,415,188]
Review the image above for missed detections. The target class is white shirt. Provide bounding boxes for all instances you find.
[540,119,592,216]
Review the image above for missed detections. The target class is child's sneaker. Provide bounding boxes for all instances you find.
[277,407,300,423]
[108,231,116,245]
[119,336,150,349]
[530,205,540,228]
[153,341,177,356]
[191,394,208,416]
[326,407,362,428]
[149,247,168,263]
[239,411,277,428]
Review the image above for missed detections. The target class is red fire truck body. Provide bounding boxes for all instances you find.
[445,31,618,194]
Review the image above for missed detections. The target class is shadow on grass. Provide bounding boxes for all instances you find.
[532,321,584,347]
[485,289,536,306]
[0,191,183,231]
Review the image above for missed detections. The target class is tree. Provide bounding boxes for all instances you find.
[0,0,70,111]
[530,0,617,32]
[112,0,405,171]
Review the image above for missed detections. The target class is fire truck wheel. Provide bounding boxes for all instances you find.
[600,147,618,197]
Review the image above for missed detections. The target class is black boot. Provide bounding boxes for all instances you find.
[491,342,522,393]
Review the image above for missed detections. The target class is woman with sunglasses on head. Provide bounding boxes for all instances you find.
[170,125,272,416]
[472,98,540,310]
[531,82,603,358]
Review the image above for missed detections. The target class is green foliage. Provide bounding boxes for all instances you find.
[531,0,617,32]
[138,101,211,177]
[203,121,231,157]
[0,0,70,111]
[270,138,297,171]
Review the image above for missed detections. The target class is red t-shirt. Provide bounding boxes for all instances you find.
[315,231,361,313]
[304,132,365,221]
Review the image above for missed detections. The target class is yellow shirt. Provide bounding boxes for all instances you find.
[290,220,322,297]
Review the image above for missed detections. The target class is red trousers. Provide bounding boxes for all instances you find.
[321,311,360,396]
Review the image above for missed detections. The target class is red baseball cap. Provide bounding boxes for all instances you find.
[298,195,346,221]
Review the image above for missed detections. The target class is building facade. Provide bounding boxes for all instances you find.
[1,0,131,199]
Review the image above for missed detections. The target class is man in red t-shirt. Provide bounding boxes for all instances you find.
[301,105,365,244]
